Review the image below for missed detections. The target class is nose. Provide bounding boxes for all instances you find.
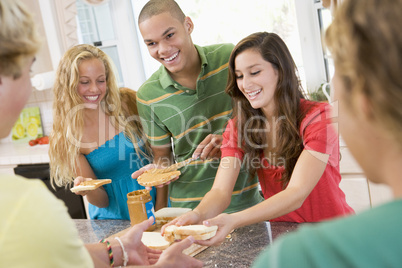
[88,81,98,93]
[242,75,252,90]
[158,41,170,55]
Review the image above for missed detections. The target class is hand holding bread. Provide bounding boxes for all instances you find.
[70,177,111,194]
[133,158,199,189]
[163,225,218,243]
[196,213,236,247]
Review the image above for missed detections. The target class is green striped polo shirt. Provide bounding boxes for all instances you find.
[137,43,263,212]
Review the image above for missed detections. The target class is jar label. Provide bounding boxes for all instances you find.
[145,200,155,225]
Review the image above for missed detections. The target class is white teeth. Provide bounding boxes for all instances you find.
[165,52,178,62]
[85,95,99,101]
[248,89,262,97]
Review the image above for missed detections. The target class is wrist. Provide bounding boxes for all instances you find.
[192,208,203,222]
[114,237,129,267]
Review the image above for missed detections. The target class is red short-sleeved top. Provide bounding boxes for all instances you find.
[221,99,354,222]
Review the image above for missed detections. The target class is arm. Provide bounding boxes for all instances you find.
[86,218,202,268]
[192,134,223,160]
[199,150,329,246]
[74,153,109,208]
[152,144,175,209]
[163,156,241,230]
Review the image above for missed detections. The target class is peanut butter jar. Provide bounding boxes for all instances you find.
[127,189,156,231]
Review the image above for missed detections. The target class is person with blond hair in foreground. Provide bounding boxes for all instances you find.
[0,0,201,267]
[252,0,402,266]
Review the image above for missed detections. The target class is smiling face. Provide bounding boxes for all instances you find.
[139,12,194,75]
[234,49,279,116]
[77,58,107,107]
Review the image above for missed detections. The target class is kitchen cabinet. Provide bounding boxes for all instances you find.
[339,146,392,212]
[0,142,87,219]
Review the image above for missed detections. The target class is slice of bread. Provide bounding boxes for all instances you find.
[141,232,171,250]
[154,207,192,226]
[70,179,111,193]
[163,225,218,242]
[137,170,181,187]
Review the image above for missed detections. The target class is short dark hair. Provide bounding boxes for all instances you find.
[138,0,186,24]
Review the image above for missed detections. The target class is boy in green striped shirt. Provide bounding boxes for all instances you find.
[133,0,263,212]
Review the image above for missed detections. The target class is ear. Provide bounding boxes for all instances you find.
[355,91,375,121]
[184,16,194,34]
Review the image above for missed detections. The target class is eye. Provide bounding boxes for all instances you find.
[146,42,156,47]
[80,81,89,85]
[166,33,174,39]
[235,74,243,79]
[251,70,261,76]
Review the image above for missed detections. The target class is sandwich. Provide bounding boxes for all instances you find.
[141,232,171,250]
[137,170,181,187]
[163,225,218,243]
[154,207,192,226]
[70,179,111,193]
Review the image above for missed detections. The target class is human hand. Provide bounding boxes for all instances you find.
[72,176,92,196]
[161,210,202,235]
[195,213,234,247]
[154,236,203,268]
[120,217,162,265]
[132,163,180,191]
[192,134,222,160]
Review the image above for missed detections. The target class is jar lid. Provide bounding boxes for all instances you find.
[127,189,151,201]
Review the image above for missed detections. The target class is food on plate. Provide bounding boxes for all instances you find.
[70,179,112,193]
[164,225,218,243]
[141,232,171,250]
[137,170,181,187]
[154,207,192,226]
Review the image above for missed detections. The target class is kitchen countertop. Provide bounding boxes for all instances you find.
[0,142,49,166]
[74,219,301,267]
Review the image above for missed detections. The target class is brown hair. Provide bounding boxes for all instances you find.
[226,32,307,186]
[138,0,185,24]
[325,0,402,147]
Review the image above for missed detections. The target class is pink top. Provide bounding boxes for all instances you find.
[221,99,354,222]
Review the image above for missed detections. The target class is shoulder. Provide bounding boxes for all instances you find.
[300,99,332,126]
[137,68,164,100]
[0,175,93,266]
[254,201,402,267]
[200,43,235,59]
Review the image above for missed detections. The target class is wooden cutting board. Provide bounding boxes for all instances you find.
[107,226,208,257]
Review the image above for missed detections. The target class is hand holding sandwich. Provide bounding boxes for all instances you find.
[131,163,180,191]
[160,210,202,235]
[196,214,235,247]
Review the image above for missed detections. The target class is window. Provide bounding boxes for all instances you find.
[131,0,307,92]
[76,0,124,85]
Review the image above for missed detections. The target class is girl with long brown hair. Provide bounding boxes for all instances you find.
[164,32,353,245]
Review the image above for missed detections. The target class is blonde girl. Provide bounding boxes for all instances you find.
[49,44,159,219]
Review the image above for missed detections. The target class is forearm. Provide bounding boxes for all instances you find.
[193,188,232,221]
[194,156,241,221]
[86,239,124,267]
[231,187,304,228]
[85,188,109,208]
[155,186,168,210]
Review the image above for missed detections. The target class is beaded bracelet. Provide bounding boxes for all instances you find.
[99,239,114,267]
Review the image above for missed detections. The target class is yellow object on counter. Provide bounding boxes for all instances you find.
[11,107,43,142]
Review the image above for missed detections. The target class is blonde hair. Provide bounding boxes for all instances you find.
[325,0,402,146]
[0,0,41,78]
[50,44,150,187]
